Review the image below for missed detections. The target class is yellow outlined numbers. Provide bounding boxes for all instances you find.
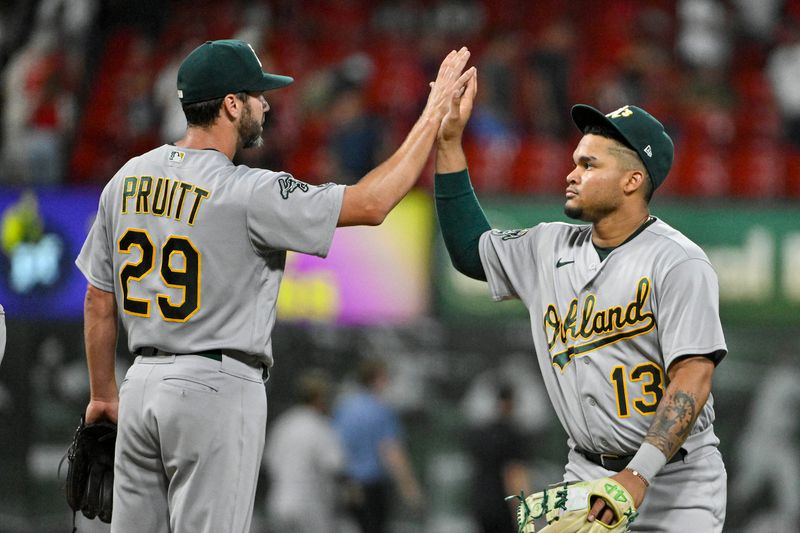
[118,229,155,317]
[118,229,201,322]
[157,236,201,322]
[609,362,664,418]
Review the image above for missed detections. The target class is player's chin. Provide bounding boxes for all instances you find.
[563,203,585,221]
[242,131,264,149]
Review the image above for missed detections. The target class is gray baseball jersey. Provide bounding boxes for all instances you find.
[479,218,727,456]
[76,144,345,367]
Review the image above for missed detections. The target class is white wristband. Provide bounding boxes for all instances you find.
[626,443,668,484]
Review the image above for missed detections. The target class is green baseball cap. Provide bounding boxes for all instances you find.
[177,39,293,104]
[571,104,674,189]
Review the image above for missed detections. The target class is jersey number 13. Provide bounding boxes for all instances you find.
[118,228,201,322]
[610,363,664,418]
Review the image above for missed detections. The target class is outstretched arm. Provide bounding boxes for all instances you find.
[338,48,475,227]
[83,284,119,424]
[433,68,489,280]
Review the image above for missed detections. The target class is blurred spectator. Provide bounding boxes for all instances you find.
[119,36,159,151]
[465,33,523,192]
[732,361,800,532]
[677,0,732,70]
[370,0,420,38]
[464,383,531,533]
[520,19,575,139]
[325,55,385,184]
[333,357,424,533]
[471,32,520,143]
[592,7,676,119]
[264,369,346,533]
[428,0,485,38]
[767,19,800,147]
[1,0,95,185]
[153,42,194,144]
[732,0,785,43]
[2,29,71,185]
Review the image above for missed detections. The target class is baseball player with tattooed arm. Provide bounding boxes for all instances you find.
[434,73,726,532]
[74,39,474,532]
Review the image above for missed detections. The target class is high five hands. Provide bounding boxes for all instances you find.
[424,47,477,130]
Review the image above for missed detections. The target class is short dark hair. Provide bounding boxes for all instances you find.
[583,124,653,202]
[182,91,248,127]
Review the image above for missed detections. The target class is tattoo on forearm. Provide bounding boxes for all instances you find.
[644,390,697,459]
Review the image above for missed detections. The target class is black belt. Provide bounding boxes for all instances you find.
[578,448,687,472]
[135,347,269,380]
[136,347,222,361]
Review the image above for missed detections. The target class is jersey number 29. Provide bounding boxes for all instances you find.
[118,228,200,322]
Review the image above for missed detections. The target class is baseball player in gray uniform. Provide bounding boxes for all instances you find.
[434,73,726,532]
[76,39,474,533]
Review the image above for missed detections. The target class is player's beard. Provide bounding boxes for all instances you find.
[564,198,615,222]
[564,204,612,222]
[564,205,584,220]
[238,103,264,149]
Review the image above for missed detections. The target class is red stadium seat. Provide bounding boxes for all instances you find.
[729,140,786,198]
[511,137,572,195]
[670,141,731,197]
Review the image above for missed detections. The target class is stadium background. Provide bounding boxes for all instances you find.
[0,0,798,532]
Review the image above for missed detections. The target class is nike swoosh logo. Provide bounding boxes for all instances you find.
[556,258,575,268]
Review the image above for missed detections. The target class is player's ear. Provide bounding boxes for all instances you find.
[221,93,242,120]
[623,169,647,196]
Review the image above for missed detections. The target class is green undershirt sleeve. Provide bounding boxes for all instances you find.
[434,169,490,281]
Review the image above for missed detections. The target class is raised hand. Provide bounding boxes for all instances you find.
[423,47,474,123]
[437,66,477,144]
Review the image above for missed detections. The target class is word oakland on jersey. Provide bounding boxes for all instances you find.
[76,145,345,368]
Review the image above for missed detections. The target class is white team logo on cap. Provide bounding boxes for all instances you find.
[644,145,653,157]
[607,105,633,119]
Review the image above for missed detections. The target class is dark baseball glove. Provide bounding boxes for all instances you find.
[63,416,116,524]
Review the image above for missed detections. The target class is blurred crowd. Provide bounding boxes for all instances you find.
[2,0,800,198]
[261,357,540,533]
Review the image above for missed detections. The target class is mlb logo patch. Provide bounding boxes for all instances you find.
[168,150,185,163]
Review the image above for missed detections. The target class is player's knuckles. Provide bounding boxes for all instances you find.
[160,375,219,394]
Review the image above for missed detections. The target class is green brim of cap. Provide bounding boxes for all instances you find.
[571,104,629,146]
[258,73,294,91]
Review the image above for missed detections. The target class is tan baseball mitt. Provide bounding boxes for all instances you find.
[509,477,638,532]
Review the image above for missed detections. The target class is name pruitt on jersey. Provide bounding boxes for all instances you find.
[544,277,656,370]
[121,175,211,225]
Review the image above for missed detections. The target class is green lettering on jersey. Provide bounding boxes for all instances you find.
[136,176,153,214]
[543,278,656,371]
[151,177,171,216]
[122,177,137,214]
[120,176,212,226]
